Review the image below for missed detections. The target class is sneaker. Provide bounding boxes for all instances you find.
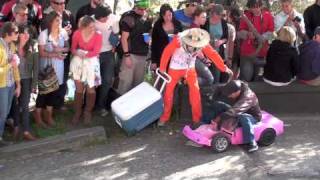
[100,109,109,117]
[248,142,259,153]
[157,120,166,127]
[0,139,13,147]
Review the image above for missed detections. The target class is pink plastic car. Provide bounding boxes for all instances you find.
[183,111,284,153]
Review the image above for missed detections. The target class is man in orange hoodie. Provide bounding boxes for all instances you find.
[158,28,233,127]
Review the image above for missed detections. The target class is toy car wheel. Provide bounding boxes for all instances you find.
[211,133,230,153]
[258,128,276,146]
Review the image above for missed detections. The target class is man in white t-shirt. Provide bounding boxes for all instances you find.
[94,5,119,116]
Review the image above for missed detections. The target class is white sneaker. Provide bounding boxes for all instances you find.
[100,109,109,117]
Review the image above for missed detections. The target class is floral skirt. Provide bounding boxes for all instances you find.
[70,56,101,88]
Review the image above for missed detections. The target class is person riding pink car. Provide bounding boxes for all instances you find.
[201,80,261,152]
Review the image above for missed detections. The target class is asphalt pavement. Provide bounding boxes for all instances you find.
[0,115,319,180]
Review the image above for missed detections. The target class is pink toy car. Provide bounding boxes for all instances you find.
[183,111,284,153]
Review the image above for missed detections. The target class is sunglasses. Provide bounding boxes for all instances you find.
[53,1,65,5]
[13,30,19,35]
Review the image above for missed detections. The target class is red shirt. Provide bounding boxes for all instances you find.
[71,30,103,58]
[239,10,274,57]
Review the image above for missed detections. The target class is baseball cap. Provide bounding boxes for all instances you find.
[134,0,150,8]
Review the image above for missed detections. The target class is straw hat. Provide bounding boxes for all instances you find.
[180,28,210,48]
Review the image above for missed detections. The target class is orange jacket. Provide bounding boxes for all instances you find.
[159,36,226,72]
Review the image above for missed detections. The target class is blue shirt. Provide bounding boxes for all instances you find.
[174,9,193,30]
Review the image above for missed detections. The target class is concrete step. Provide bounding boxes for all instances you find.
[177,82,320,119]
[0,126,107,160]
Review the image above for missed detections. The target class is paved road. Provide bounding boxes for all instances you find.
[1,117,320,180]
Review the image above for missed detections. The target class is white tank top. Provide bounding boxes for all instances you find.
[169,47,196,70]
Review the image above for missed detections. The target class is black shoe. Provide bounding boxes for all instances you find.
[190,122,202,130]
[0,139,13,147]
[248,142,259,153]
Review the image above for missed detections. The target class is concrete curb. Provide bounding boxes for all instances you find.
[0,126,107,160]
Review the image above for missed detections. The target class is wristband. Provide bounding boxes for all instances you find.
[124,52,130,57]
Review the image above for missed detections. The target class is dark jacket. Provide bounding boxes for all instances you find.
[297,40,320,80]
[219,82,262,122]
[203,18,229,59]
[303,4,320,39]
[151,19,182,66]
[76,3,95,24]
[263,40,298,83]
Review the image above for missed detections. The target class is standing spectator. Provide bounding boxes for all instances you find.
[227,6,241,79]
[94,5,119,117]
[297,26,320,86]
[263,26,298,86]
[43,0,75,110]
[75,0,102,24]
[70,15,102,124]
[190,5,215,86]
[10,3,38,140]
[304,0,320,40]
[151,4,182,69]
[174,0,201,30]
[0,22,20,146]
[238,0,274,82]
[34,11,69,127]
[203,4,229,83]
[274,0,306,47]
[0,0,42,29]
[117,0,152,95]
[43,0,75,35]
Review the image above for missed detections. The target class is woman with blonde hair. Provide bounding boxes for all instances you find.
[70,15,102,125]
[263,26,298,86]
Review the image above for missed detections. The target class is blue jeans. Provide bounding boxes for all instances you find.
[97,51,115,110]
[240,56,265,82]
[10,79,32,132]
[195,59,214,86]
[0,85,15,137]
[201,101,231,124]
[201,101,257,144]
[238,113,257,144]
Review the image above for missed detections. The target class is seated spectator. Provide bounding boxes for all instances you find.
[201,80,261,152]
[274,0,306,46]
[303,0,320,40]
[297,26,320,86]
[238,0,274,82]
[263,26,298,86]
